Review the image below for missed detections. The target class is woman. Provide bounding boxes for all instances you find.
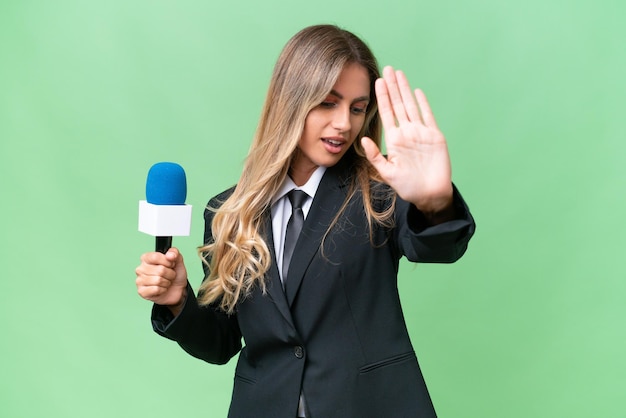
[136,24,475,418]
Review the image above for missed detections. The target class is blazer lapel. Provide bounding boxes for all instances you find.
[285,162,350,306]
[262,211,297,329]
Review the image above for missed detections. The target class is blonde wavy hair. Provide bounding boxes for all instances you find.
[198,25,395,313]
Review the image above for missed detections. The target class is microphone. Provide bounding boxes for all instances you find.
[138,162,192,253]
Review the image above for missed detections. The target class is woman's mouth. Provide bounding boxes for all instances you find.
[322,138,345,154]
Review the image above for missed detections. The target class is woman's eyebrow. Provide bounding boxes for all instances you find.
[329,89,370,103]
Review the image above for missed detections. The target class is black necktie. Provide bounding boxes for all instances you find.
[282,190,308,286]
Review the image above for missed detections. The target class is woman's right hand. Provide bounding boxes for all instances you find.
[135,247,188,315]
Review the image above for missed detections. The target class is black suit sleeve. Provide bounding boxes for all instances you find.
[150,187,242,365]
[151,285,242,365]
[395,183,476,263]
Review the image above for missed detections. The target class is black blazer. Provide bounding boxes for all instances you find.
[152,154,475,418]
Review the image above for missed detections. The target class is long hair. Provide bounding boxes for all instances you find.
[197,25,394,313]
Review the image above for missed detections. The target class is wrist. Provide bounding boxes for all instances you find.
[413,190,456,225]
[167,285,188,316]
[421,203,456,225]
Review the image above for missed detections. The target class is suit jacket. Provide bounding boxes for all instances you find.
[152,154,475,418]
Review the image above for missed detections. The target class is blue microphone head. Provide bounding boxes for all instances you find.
[146,162,187,205]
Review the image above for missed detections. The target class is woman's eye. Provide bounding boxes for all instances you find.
[351,106,367,114]
[320,102,336,108]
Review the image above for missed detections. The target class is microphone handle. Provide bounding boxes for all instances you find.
[156,236,172,254]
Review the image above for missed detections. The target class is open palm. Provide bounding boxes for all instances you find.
[362,66,453,215]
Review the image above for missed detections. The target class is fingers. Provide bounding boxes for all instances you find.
[135,262,175,294]
[140,250,171,268]
[397,71,422,123]
[376,66,438,129]
[361,137,390,179]
[135,249,183,302]
[414,88,439,129]
[377,66,420,126]
[381,66,409,124]
[375,78,396,130]
[136,279,172,301]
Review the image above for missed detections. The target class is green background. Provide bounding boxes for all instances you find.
[1,0,624,417]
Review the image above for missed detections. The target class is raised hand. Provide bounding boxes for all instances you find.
[135,248,188,315]
[362,66,454,220]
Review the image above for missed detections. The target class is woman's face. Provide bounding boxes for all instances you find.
[291,63,371,184]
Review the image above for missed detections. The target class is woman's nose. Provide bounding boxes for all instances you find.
[331,107,351,132]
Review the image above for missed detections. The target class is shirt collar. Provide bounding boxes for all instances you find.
[272,165,327,205]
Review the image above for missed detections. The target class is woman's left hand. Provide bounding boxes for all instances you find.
[362,66,454,219]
